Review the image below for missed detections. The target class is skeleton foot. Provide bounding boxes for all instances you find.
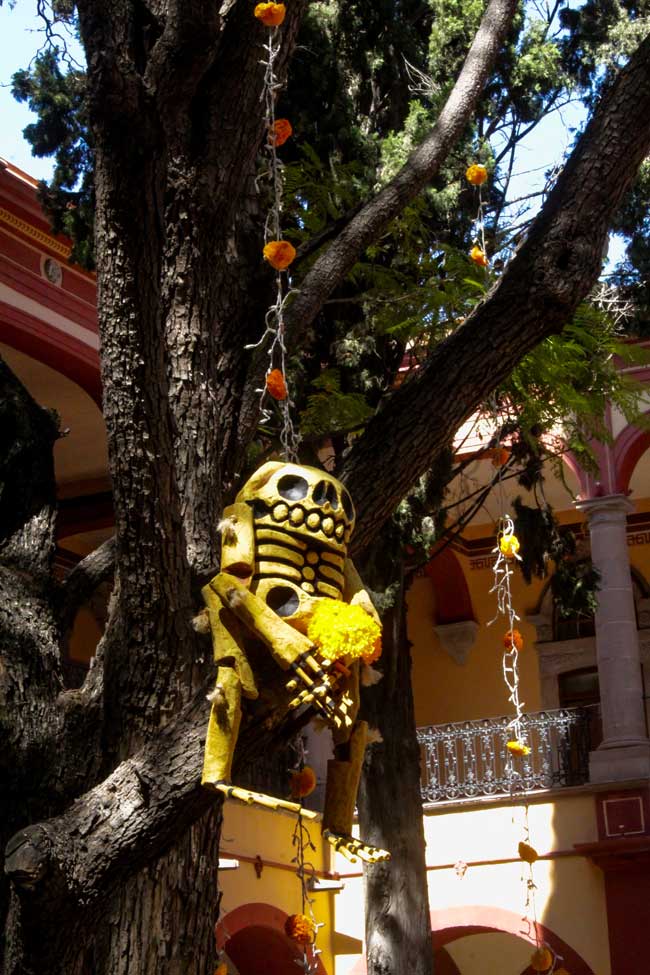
[214,782,320,819]
[323,829,390,863]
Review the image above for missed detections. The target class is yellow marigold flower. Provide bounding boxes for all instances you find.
[469,245,488,267]
[265,368,288,401]
[290,765,317,799]
[263,239,296,270]
[530,946,553,972]
[271,118,292,146]
[518,840,539,864]
[466,163,488,185]
[507,739,531,757]
[254,2,286,27]
[214,964,228,975]
[499,534,520,559]
[504,629,524,652]
[307,600,382,663]
[285,913,316,945]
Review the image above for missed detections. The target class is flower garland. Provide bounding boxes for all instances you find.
[465,161,489,270]
[287,738,323,974]
[246,2,300,461]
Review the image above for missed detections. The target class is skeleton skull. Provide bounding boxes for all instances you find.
[235,461,355,623]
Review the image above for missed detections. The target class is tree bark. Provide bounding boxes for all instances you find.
[357,563,433,975]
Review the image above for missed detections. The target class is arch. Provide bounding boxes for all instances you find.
[349,905,593,974]
[216,902,328,975]
[613,410,650,496]
[0,300,102,406]
[424,547,474,624]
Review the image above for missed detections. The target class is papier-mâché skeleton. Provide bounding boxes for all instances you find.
[201,461,390,863]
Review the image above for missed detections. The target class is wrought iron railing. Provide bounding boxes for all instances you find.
[417,706,597,803]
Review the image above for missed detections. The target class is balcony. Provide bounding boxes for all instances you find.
[417,705,598,803]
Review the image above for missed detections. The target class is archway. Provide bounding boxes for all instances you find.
[216,903,328,975]
[349,905,593,974]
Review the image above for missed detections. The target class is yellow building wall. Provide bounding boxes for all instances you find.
[329,792,610,975]
[408,555,544,730]
[218,801,336,975]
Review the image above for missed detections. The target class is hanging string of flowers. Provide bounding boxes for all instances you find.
[465,162,489,270]
[246,2,300,461]
[286,738,322,974]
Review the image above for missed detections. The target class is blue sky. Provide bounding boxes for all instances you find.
[0,3,83,179]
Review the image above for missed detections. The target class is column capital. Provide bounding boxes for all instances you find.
[575,493,634,524]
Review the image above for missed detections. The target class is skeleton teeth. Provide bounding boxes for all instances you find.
[322,517,334,536]
[290,506,305,525]
[272,502,289,522]
[307,512,321,530]
[335,523,345,539]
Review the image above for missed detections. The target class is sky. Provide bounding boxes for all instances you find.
[0,4,626,266]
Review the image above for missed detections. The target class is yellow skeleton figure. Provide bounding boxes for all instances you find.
[201,461,390,863]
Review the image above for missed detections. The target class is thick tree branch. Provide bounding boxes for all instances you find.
[344,33,650,555]
[58,536,116,639]
[283,0,518,342]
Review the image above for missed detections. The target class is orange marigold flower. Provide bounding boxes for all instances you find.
[290,766,317,799]
[530,946,553,972]
[518,840,539,864]
[263,239,296,270]
[469,245,488,267]
[504,629,524,652]
[254,2,286,26]
[499,534,520,559]
[271,118,293,147]
[507,739,531,757]
[555,969,571,975]
[285,913,316,945]
[363,635,382,665]
[214,964,228,975]
[266,368,288,401]
[466,163,488,186]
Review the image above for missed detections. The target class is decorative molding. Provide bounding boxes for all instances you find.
[434,620,479,666]
[0,206,71,259]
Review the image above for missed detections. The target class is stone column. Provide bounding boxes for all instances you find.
[576,494,650,781]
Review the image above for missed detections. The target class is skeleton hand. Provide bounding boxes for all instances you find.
[285,652,354,730]
[323,830,390,863]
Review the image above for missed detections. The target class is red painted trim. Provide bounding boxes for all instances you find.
[579,838,650,975]
[613,410,650,495]
[424,546,474,624]
[433,947,462,975]
[0,300,102,406]
[1,248,97,332]
[349,905,593,975]
[0,227,96,306]
[216,902,328,975]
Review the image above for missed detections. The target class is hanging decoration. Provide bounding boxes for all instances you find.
[246,3,300,461]
[465,161,490,271]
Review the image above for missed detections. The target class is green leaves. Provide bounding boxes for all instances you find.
[299,370,374,437]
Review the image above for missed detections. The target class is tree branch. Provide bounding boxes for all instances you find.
[344,34,650,555]
[283,0,518,342]
[58,536,116,639]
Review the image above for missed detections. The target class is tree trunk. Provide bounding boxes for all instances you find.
[358,562,433,975]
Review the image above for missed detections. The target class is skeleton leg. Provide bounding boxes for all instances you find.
[202,665,242,787]
[322,721,391,864]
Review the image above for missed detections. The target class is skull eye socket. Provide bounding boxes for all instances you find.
[313,480,328,507]
[266,586,300,617]
[341,489,354,521]
[277,474,309,501]
[313,480,340,509]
